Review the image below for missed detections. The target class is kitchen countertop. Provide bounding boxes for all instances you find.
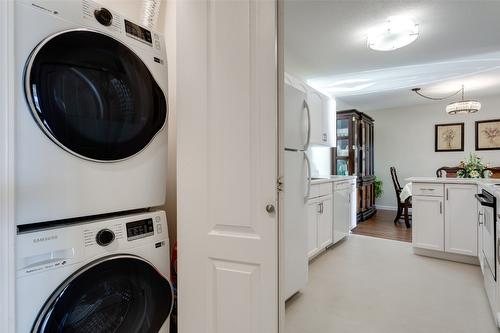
[311,175,357,185]
[406,177,500,186]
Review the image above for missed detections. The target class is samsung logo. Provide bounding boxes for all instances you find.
[33,235,58,243]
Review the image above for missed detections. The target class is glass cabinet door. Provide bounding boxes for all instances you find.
[336,160,349,176]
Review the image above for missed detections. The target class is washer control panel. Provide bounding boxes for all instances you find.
[126,218,154,241]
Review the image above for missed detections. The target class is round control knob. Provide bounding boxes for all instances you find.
[94,8,113,26]
[96,229,115,246]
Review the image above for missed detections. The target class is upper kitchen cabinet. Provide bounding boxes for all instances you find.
[307,88,335,147]
[285,73,335,148]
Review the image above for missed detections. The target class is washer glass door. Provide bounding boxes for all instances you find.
[25,29,167,162]
[33,256,173,333]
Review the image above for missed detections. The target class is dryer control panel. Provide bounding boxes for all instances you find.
[126,218,154,241]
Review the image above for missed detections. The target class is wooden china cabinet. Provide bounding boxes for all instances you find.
[335,110,376,223]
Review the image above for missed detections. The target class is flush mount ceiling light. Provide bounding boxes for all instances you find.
[367,16,419,51]
[412,85,481,115]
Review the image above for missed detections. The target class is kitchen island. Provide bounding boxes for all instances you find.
[408,177,500,328]
[407,177,500,264]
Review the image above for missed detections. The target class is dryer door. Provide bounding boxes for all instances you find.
[25,29,167,162]
[32,256,173,333]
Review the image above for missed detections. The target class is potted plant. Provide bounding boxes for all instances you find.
[374,177,383,199]
[457,153,487,178]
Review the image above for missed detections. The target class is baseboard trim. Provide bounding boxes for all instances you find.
[375,205,397,211]
[413,247,479,266]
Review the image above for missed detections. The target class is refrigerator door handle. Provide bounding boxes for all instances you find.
[304,153,312,201]
[303,100,311,151]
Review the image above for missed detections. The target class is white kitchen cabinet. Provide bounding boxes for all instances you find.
[307,190,333,259]
[444,184,478,256]
[333,180,354,243]
[318,195,333,248]
[307,199,320,258]
[412,196,444,251]
[307,88,334,147]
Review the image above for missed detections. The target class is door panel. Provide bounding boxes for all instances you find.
[334,188,350,243]
[177,0,278,332]
[307,89,323,145]
[318,196,333,248]
[412,196,444,251]
[444,185,478,256]
[307,200,319,258]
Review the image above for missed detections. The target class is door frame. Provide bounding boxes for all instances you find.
[277,0,285,332]
[0,1,17,332]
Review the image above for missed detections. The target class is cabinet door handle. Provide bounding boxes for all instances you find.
[320,202,324,214]
[446,188,449,200]
[440,201,443,214]
[479,211,484,225]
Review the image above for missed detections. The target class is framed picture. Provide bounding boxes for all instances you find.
[435,123,464,152]
[476,119,500,150]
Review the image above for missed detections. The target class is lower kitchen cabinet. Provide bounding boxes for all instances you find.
[444,184,478,256]
[412,182,478,258]
[307,194,333,259]
[412,195,444,251]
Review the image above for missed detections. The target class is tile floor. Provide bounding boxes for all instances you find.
[285,235,498,333]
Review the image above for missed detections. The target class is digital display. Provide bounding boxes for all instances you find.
[125,19,152,45]
[126,218,154,240]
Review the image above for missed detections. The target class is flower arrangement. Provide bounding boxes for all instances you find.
[457,153,487,178]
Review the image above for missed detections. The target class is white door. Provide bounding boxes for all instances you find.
[307,89,324,145]
[412,196,444,251]
[177,1,278,332]
[444,184,478,256]
[283,151,308,299]
[318,195,333,248]
[334,186,350,243]
[307,199,320,258]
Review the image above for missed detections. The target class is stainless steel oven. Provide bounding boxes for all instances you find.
[476,189,497,281]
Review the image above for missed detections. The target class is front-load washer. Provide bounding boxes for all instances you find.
[16,210,173,333]
[15,0,169,225]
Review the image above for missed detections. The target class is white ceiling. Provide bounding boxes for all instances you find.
[284,1,500,111]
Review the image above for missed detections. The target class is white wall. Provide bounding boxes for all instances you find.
[366,95,500,209]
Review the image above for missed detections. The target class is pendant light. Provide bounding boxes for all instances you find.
[411,85,481,115]
[445,86,481,115]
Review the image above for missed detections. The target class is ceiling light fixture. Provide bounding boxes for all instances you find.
[367,16,419,51]
[411,85,481,115]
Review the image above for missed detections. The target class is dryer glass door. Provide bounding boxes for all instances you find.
[25,30,167,162]
[33,256,173,333]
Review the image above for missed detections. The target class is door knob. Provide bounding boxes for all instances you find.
[266,204,276,214]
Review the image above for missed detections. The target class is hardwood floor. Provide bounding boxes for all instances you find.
[352,209,412,243]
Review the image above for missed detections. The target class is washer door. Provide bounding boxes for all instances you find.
[25,29,167,162]
[33,256,173,333]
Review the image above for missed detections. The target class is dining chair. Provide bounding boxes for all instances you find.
[436,166,466,178]
[482,167,500,179]
[390,167,411,228]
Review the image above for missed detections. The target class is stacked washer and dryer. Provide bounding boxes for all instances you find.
[14,0,173,332]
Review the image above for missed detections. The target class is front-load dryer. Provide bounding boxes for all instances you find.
[16,210,173,333]
[15,0,169,225]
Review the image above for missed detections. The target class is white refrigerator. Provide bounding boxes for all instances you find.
[284,82,312,299]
